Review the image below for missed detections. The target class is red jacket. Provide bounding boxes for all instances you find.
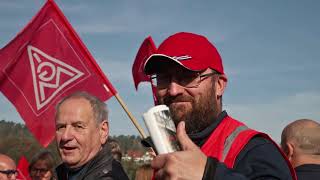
[201,115,297,179]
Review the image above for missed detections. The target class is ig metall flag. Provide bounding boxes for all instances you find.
[0,0,116,147]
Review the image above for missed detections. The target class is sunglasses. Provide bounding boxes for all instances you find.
[0,169,18,177]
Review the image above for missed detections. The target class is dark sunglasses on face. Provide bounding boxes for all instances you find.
[151,71,219,89]
[0,169,18,177]
[30,168,49,175]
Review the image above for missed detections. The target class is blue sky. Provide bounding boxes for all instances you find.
[0,0,319,142]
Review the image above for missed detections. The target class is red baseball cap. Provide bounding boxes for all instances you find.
[143,32,224,75]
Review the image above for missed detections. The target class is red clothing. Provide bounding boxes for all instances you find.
[201,115,296,179]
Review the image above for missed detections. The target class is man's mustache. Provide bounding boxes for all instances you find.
[163,95,194,105]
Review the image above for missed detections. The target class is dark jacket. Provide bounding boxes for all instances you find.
[56,145,129,180]
[197,111,294,180]
[295,164,320,180]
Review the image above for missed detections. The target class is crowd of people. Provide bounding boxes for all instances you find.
[0,32,319,180]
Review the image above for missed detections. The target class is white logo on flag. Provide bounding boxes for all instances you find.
[28,45,84,110]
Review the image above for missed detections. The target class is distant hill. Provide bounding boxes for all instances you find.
[0,119,61,164]
[110,134,147,155]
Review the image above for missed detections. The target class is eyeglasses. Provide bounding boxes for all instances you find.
[0,170,18,178]
[30,168,49,175]
[151,71,218,89]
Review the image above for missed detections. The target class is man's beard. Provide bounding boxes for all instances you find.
[159,87,220,134]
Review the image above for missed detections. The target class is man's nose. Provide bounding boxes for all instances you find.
[36,170,40,176]
[61,126,74,141]
[167,80,184,96]
[35,170,42,176]
[9,174,17,180]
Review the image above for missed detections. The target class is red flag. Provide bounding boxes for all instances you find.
[0,0,116,147]
[16,156,31,180]
[132,36,157,90]
[132,36,158,104]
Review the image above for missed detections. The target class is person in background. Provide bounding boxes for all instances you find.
[54,91,129,180]
[143,32,296,179]
[29,150,56,180]
[0,154,17,180]
[281,119,320,180]
[135,164,153,180]
[108,139,123,162]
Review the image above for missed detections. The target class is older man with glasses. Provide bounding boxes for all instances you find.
[143,32,297,180]
[0,154,18,180]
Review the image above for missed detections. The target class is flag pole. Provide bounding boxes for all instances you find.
[115,93,147,139]
[112,90,156,155]
[102,86,147,139]
[113,91,156,154]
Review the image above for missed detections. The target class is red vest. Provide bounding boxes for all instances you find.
[201,115,297,179]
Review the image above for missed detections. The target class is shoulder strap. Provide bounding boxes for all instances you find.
[223,128,258,168]
[221,125,248,162]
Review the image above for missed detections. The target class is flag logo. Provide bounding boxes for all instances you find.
[28,45,84,110]
[0,0,116,146]
[2,19,92,116]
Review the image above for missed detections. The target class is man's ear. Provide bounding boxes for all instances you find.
[99,120,109,144]
[285,142,295,161]
[215,74,227,97]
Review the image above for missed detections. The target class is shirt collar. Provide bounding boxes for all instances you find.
[188,110,228,147]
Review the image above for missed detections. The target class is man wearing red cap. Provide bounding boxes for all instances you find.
[143,32,296,179]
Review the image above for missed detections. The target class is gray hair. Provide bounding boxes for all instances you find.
[55,91,108,124]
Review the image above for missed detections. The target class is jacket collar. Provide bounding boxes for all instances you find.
[189,111,228,147]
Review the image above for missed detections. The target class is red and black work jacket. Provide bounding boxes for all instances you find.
[199,113,297,179]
